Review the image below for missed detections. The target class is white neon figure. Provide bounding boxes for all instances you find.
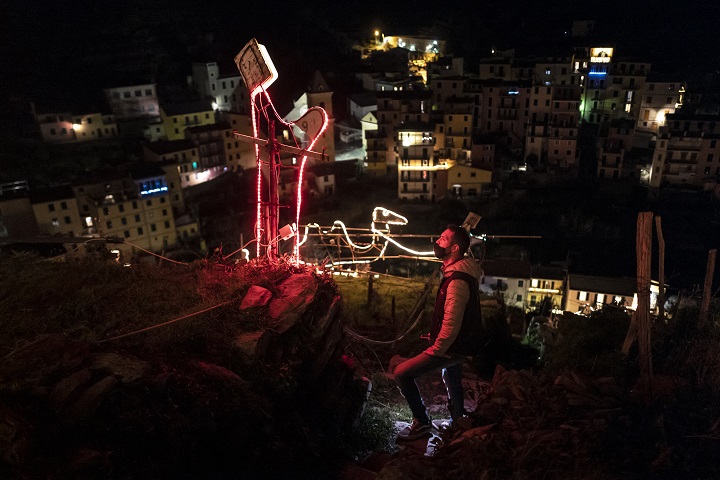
[297,206,434,267]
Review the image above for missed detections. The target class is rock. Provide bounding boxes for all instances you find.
[0,334,88,393]
[194,361,245,386]
[233,330,270,364]
[0,402,31,466]
[48,368,92,412]
[240,285,273,309]
[311,294,342,340]
[266,273,318,333]
[89,352,148,383]
[64,375,118,420]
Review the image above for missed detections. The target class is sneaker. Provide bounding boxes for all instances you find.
[432,418,453,432]
[397,418,433,441]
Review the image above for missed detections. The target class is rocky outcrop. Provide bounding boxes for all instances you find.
[0,267,363,479]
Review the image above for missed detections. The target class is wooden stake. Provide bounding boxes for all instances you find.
[699,249,717,328]
[367,274,373,306]
[621,311,637,355]
[636,211,654,403]
[655,216,665,320]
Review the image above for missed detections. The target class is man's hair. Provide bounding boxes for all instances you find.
[446,224,470,254]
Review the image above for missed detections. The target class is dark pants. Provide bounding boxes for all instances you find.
[393,352,465,422]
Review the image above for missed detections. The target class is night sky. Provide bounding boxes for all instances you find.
[2,0,719,112]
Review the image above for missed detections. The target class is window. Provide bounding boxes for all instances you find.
[151,223,157,232]
[103,207,109,215]
[518,280,524,287]
[164,221,170,228]
[134,214,141,222]
[123,230,130,238]
[145,89,152,96]
[64,216,71,224]
[48,204,55,212]
[162,209,168,216]
[118,204,124,212]
[60,201,68,210]
[137,227,144,235]
[106,220,112,229]
[124,92,131,98]
[146,200,152,206]
[577,291,588,301]
[121,217,127,225]
[516,294,522,302]
[135,90,141,97]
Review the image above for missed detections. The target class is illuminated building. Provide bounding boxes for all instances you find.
[159,100,216,141]
[36,110,118,144]
[478,259,532,311]
[218,111,256,172]
[649,113,720,188]
[577,47,650,125]
[478,80,531,155]
[565,274,659,314]
[396,123,449,201]
[30,186,83,237]
[103,83,159,121]
[72,167,177,259]
[190,62,247,113]
[446,164,492,199]
[185,123,229,181]
[375,90,433,171]
[364,127,388,177]
[636,77,685,134]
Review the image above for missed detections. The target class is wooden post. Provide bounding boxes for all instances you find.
[636,211,654,403]
[621,311,638,355]
[699,249,717,328]
[391,296,396,325]
[367,274,373,306]
[655,216,665,320]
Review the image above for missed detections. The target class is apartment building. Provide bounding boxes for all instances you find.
[636,76,685,135]
[160,101,216,141]
[190,62,247,113]
[364,128,389,176]
[104,83,159,120]
[186,122,228,179]
[36,111,118,143]
[396,122,449,201]
[374,89,433,169]
[219,111,256,172]
[73,167,177,259]
[30,186,83,236]
[597,119,636,179]
[565,274,639,313]
[649,113,720,188]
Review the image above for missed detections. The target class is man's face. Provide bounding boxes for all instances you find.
[436,229,456,254]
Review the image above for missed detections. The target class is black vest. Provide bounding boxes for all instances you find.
[430,271,483,356]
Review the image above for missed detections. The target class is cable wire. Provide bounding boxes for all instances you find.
[97,299,233,343]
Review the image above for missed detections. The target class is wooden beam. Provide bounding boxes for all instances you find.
[232,131,328,162]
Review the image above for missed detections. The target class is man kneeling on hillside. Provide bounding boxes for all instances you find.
[393,224,482,440]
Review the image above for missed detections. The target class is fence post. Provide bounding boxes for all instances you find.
[655,216,665,320]
[699,249,717,328]
[636,211,654,404]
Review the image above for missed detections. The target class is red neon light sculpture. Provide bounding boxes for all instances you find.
[235,39,328,263]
